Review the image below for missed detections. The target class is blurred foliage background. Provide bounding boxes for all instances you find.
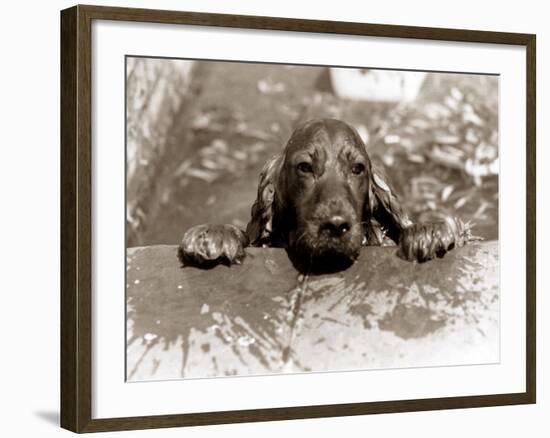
[126,59,498,248]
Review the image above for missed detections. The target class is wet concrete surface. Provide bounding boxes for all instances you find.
[126,242,499,381]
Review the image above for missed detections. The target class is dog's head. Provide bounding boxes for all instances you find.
[247,118,411,271]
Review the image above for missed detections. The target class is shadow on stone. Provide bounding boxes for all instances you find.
[285,247,356,275]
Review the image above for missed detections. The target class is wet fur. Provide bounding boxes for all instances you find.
[179,118,459,271]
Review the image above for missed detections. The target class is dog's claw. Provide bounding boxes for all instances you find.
[398,217,478,262]
[178,224,249,267]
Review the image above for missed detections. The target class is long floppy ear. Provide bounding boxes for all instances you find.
[246,154,283,246]
[366,162,413,244]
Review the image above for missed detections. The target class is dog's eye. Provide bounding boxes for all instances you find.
[297,162,314,174]
[351,163,365,175]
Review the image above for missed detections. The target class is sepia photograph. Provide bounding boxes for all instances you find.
[55,3,537,431]
[1,0,543,434]
[125,57,500,382]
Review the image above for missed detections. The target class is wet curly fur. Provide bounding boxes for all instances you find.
[179,118,461,272]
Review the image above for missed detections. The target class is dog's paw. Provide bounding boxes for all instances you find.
[398,217,482,262]
[178,224,249,267]
[398,221,456,263]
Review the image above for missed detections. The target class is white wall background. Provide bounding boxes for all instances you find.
[0,0,545,436]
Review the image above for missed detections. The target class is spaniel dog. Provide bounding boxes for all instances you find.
[179,118,471,272]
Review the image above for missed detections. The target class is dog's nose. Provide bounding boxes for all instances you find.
[320,215,351,237]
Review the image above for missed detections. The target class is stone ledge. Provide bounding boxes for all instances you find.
[126,242,499,381]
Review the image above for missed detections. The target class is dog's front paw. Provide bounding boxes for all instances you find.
[399,217,482,262]
[398,222,456,262]
[178,224,249,267]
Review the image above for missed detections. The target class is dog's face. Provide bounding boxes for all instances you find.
[275,119,371,264]
[247,118,411,271]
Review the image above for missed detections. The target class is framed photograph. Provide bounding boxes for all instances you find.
[60,4,536,433]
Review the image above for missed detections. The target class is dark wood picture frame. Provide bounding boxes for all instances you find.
[61,4,536,433]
